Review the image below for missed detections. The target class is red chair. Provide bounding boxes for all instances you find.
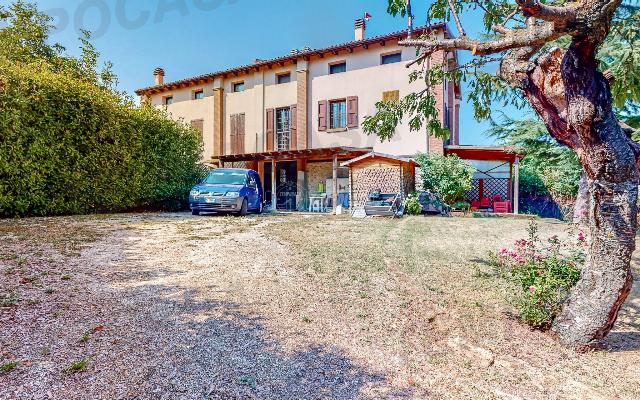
[492,195,502,204]
[480,198,491,209]
[494,201,512,214]
[471,200,481,210]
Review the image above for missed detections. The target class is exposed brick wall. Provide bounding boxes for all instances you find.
[429,136,445,155]
[296,70,308,150]
[213,88,224,157]
[429,50,446,155]
[447,73,456,145]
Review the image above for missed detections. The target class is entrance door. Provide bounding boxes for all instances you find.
[276,161,297,210]
[275,108,291,152]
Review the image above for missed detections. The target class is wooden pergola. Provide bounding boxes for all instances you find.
[445,145,525,214]
[218,147,372,212]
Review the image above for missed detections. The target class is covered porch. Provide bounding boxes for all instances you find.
[445,145,523,214]
[218,147,372,213]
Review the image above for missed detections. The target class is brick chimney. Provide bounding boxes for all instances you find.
[153,67,165,86]
[355,18,366,41]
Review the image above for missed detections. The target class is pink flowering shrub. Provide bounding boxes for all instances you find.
[490,222,586,329]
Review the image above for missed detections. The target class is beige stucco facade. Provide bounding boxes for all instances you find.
[138,24,460,163]
[307,42,447,156]
[149,87,216,160]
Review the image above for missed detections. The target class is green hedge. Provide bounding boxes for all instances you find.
[0,61,205,217]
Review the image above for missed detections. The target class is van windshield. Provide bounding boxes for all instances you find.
[203,171,247,185]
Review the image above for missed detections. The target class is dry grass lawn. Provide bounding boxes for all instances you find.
[0,213,638,399]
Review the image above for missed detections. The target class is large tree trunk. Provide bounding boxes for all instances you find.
[554,39,638,348]
[507,41,639,348]
[554,117,637,348]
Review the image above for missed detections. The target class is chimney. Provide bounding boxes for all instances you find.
[355,18,366,41]
[153,67,165,86]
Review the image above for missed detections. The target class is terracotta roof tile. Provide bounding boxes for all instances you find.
[135,23,447,96]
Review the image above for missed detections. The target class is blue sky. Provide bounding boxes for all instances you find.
[3,0,527,145]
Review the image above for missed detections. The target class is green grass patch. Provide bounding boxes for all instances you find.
[1,361,18,372]
[67,358,90,373]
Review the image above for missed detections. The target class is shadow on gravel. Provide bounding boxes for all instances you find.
[107,285,406,400]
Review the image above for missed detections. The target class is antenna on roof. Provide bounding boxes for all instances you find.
[407,0,414,39]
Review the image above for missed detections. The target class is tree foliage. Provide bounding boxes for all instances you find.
[415,153,475,205]
[488,116,581,201]
[0,1,205,217]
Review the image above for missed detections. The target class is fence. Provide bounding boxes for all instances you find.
[466,178,511,204]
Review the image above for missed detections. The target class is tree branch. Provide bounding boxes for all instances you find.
[515,0,577,27]
[492,7,523,34]
[447,0,466,36]
[406,51,429,68]
[503,7,521,25]
[400,22,563,56]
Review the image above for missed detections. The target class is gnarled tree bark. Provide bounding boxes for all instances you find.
[573,171,590,225]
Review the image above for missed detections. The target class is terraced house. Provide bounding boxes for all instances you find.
[136,19,521,213]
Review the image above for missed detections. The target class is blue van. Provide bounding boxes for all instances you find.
[189,169,264,216]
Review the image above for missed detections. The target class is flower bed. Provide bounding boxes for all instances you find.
[491,222,586,329]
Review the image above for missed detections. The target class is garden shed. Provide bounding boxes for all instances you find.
[341,152,417,208]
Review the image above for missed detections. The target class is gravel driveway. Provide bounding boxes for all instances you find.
[1,213,639,399]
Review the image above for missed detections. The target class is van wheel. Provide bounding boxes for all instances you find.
[239,198,248,216]
[192,210,200,216]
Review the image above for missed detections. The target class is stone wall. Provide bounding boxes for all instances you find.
[307,162,348,195]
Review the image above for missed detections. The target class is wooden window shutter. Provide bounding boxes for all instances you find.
[230,114,236,154]
[266,108,274,152]
[347,96,358,128]
[290,105,297,150]
[318,100,327,131]
[229,115,236,154]
[238,114,245,154]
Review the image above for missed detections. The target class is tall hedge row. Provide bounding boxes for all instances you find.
[0,61,205,217]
